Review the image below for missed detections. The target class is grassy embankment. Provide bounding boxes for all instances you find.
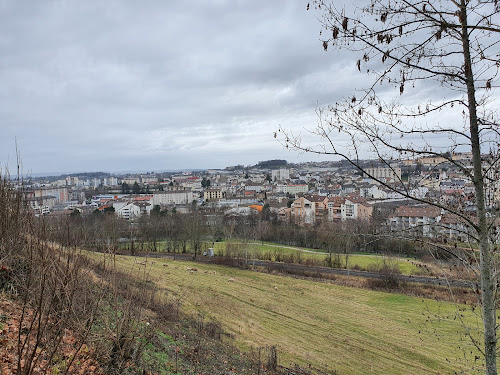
[93,252,484,375]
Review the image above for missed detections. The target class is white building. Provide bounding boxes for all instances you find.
[116,202,141,220]
[341,199,357,220]
[141,175,158,184]
[28,196,56,215]
[152,190,196,206]
[112,200,129,211]
[359,185,387,200]
[276,183,308,195]
[65,176,80,186]
[103,177,118,186]
[244,183,264,192]
[364,166,402,181]
[272,169,290,182]
[91,178,101,188]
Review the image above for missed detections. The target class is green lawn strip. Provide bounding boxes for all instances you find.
[116,240,426,276]
[229,242,423,276]
[103,254,482,375]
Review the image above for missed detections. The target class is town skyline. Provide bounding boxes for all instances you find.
[19,158,342,178]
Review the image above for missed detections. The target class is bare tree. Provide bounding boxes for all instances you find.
[279,1,500,373]
[185,211,207,259]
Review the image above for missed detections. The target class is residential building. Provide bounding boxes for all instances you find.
[291,196,315,226]
[306,195,329,222]
[103,177,118,186]
[122,177,141,185]
[204,188,226,201]
[134,201,152,216]
[153,190,196,206]
[418,156,447,166]
[388,205,442,237]
[141,175,158,184]
[244,183,264,192]
[285,183,309,195]
[34,187,69,204]
[357,201,373,221]
[363,166,402,181]
[28,196,56,215]
[326,197,343,221]
[116,202,141,220]
[341,198,357,220]
[65,176,79,186]
[277,207,292,222]
[438,214,469,241]
[272,168,290,182]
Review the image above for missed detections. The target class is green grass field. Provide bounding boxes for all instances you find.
[119,239,427,276]
[219,242,424,276]
[99,253,485,374]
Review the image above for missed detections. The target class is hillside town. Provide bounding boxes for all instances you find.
[22,152,487,242]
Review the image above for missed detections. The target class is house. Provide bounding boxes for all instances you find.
[116,202,141,220]
[134,201,152,216]
[359,184,386,199]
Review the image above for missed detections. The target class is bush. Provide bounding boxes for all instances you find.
[368,257,402,288]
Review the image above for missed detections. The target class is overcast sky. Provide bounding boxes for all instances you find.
[0,1,476,175]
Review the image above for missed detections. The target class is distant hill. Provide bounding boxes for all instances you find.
[255,159,288,169]
[32,171,111,181]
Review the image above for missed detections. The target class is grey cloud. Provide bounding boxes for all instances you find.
[0,1,461,173]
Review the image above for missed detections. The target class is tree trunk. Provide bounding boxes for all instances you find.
[460,1,497,373]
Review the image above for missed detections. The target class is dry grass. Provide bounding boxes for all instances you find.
[92,252,487,375]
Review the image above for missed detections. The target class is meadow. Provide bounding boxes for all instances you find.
[100,253,484,375]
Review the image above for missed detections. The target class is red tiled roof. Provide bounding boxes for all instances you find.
[305,195,327,202]
[393,206,441,218]
[346,194,366,203]
[440,214,461,224]
[327,197,344,205]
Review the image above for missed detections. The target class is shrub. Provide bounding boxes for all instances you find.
[368,257,402,288]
